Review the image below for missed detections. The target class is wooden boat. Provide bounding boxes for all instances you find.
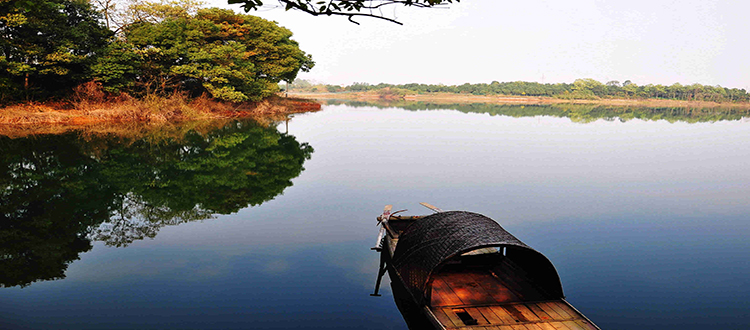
[371,205,600,330]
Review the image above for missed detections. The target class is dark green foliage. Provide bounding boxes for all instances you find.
[0,0,112,101]
[94,7,314,102]
[0,120,313,287]
[0,1,313,102]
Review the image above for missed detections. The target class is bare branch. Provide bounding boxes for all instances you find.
[228,0,458,24]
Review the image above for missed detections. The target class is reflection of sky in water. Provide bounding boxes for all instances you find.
[2,105,749,329]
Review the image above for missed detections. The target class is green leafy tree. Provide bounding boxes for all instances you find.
[0,0,112,101]
[94,3,314,102]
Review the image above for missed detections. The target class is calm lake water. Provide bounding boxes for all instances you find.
[2,102,749,329]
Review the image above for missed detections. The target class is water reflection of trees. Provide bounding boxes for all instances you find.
[0,121,313,287]
[332,100,750,123]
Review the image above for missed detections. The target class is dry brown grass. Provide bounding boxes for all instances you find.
[0,85,321,137]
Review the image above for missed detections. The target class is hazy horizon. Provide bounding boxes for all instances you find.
[211,1,749,90]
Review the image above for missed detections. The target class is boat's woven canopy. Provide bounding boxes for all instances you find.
[391,211,563,305]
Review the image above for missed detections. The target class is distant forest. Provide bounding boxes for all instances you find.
[288,78,750,103]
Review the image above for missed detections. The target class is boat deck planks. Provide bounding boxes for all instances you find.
[442,320,597,330]
[466,270,521,303]
[427,268,595,330]
[431,277,466,307]
[444,322,597,330]
[432,268,521,306]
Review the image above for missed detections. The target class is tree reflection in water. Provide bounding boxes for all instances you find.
[332,100,750,123]
[0,120,313,287]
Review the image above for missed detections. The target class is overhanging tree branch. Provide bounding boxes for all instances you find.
[227,0,459,25]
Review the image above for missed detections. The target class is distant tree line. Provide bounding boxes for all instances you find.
[290,78,750,103]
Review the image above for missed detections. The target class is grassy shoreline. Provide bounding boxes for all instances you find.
[0,94,320,132]
[290,91,750,109]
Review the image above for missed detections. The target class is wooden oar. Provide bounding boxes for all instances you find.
[420,202,443,213]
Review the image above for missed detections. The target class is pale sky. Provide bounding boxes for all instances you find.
[207,0,750,90]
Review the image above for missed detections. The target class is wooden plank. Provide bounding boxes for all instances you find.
[420,202,443,212]
[573,320,599,330]
[463,307,490,326]
[476,306,506,325]
[501,305,530,323]
[466,270,521,303]
[525,303,553,321]
[381,204,392,218]
[512,304,541,322]
[534,323,559,330]
[489,268,532,301]
[510,325,530,330]
[460,270,504,303]
[441,308,466,327]
[440,271,497,306]
[543,302,574,319]
[554,302,580,319]
[462,247,499,256]
[524,324,545,330]
[424,306,454,330]
[536,302,564,320]
[460,326,502,330]
[431,307,460,327]
[489,306,520,324]
[389,215,423,220]
[431,277,464,306]
[549,321,572,330]
[562,320,586,330]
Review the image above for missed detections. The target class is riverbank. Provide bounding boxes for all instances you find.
[0,94,320,127]
[291,91,750,109]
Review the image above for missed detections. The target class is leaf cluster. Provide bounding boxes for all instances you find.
[93,4,314,102]
[0,0,112,101]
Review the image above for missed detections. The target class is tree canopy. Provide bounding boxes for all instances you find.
[94,4,314,101]
[1,0,314,103]
[0,0,112,101]
[228,0,459,24]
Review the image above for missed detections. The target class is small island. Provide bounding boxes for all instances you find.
[0,0,318,128]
